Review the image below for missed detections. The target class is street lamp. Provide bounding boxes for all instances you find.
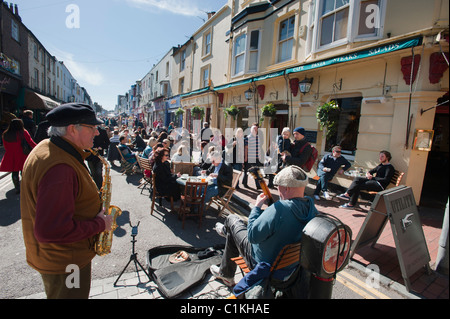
[244,88,254,101]
[299,77,313,95]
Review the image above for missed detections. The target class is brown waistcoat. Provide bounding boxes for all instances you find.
[21,139,101,274]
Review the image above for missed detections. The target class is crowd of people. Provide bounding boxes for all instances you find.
[0,103,397,299]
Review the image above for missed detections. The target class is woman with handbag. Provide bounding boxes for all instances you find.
[0,119,37,193]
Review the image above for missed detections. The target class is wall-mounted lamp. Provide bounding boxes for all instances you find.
[299,77,313,94]
[244,88,254,101]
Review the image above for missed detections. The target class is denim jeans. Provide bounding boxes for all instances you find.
[314,173,333,195]
[219,215,256,278]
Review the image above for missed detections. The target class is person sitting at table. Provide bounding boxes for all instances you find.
[131,130,146,152]
[141,137,157,159]
[152,147,181,201]
[171,144,190,163]
[118,135,140,175]
[314,145,351,201]
[118,135,137,165]
[338,150,395,209]
[202,151,233,204]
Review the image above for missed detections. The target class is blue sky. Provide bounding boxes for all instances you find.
[13,0,228,110]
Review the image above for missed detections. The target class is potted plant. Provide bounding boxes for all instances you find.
[190,106,204,120]
[316,100,339,138]
[224,105,240,120]
[261,103,277,117]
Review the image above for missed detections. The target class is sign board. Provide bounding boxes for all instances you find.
[350,186,431,291]
[303,130,318,143]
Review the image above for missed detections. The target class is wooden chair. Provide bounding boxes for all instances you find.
[116,145,134,175]
[206,169,242,217]
[135,155,152,194]
[150,173,174,215]
[172,162,196,176]
[178,180,208,229]
[231,242,302,277]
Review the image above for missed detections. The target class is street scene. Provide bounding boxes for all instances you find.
[0,0,449,303]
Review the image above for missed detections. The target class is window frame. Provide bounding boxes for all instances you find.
[11,19,19,42]
[180,49,186,72]
[200,65,211,88]
[232,33,247,77]
[309,0,386,54]
[248,29,261,73]
[202,28,213,58]
[277,15,296,63]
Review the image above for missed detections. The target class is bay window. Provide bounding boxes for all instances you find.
[309,0,385,52]
[278,16,295,63]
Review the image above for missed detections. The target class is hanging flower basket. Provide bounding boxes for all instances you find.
[261,103,277,117]
[224,105,240,120]
[316,100,339,138]
[175,107,184,117]
[191,106,205,119]
[175,107,184,122]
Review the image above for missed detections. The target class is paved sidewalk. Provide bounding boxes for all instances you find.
[230,178,449,299]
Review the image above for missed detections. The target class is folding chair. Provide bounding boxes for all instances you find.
[150,173,174,215]
[172,162,196,176]
[231,242,302,276]
[178,179,208,228]
[135,155,152,194]
[228,242,302,299]
[206,169,242,217]
[116,145,134,175]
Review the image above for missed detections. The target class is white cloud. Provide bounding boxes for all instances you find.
[125,0,203,17]
[53,49,104,87]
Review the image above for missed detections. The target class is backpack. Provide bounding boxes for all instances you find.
[299,143,318,172]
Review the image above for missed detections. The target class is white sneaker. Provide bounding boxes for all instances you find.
[210,265,235,287]
[314,195,320,201]
[214,222,227,238]
[323,191,332,200]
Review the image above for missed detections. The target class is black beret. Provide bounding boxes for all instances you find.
[46,103,103,127]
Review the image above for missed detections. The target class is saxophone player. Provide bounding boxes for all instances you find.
[21,103,113,299]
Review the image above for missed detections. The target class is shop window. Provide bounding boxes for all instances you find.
[325,97,362,156]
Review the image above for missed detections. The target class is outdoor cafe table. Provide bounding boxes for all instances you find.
[176,175,214,187]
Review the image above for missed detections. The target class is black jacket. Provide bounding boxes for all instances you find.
[285,138,312,168]
[153,160,180,199]
[207,162,233,196]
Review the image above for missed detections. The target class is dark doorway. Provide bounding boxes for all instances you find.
[420,93,449,209]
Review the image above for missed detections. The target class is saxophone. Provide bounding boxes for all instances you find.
[90,148,122,256]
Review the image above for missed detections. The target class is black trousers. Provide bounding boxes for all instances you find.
[347,177,384,205]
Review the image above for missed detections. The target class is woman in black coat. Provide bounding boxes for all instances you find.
[152,147,181,201]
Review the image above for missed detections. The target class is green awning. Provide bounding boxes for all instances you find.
[286,37,422,75]
[214,78,253,91]
[180,87,210,98]
[253,70,285,82]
